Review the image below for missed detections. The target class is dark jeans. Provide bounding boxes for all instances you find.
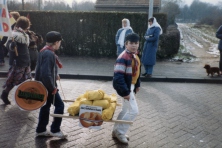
[36,91,64,133]
[220,51,222,71]
[0,46,4,63]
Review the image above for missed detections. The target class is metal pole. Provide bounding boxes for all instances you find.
[22,0,24,10]
[38,0,41,10]
[149,0,153,19]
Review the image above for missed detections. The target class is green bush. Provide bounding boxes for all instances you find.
[157,26,180,58]
[18,11,167,57]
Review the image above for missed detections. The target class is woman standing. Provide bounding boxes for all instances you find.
[1,16,31,105]
[115,18,133,56]
[142,17,162,77]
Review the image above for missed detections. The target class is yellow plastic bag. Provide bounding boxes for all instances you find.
[85,90,105,100]
[93,100,110,109]
[110,94,117,103]
[67,101,81,116]
[80,98,93,106]
[76,94,85,102]
[102,103,116,121]
[67,95,85,116]
[103,94,111,102]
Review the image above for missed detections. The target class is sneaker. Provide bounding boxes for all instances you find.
[142,73,147,76]
[112,131,129,141]
[112,130,128,144]
[36,131,52,137]
[50,131,67,139]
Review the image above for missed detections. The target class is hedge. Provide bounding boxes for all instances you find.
[18,11,168,57]
[158,25,180,58]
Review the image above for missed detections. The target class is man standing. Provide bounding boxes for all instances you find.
[216,25,222,74]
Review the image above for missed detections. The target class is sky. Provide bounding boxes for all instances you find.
[65,0,220,6]
[66,0,96,6]
[185,0,220,5]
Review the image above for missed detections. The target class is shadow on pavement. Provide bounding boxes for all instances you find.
[48,138,68,147]
[112,137,129,148]
[0,104,32,148]
[35,137,69,148]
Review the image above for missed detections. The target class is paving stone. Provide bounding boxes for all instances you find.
[0,80,222,147]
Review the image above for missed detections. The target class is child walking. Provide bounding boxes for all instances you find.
[112,33,141,144]
[1,16,31,105]
[35,31,67,139]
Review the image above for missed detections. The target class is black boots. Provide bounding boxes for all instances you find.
[1,91,10,105]
[142,73,147,76]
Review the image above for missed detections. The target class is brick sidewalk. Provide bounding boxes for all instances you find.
[0,79,222,147]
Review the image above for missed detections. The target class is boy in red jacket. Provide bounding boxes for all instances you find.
[112,33,141,144]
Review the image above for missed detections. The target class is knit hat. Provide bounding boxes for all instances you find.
[46,31,62,43]
[125,33,140,42]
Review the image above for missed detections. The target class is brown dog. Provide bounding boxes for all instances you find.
[203,64,220,77]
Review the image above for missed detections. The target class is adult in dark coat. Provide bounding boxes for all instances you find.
[216,25,222,74]
[141,17,162,77]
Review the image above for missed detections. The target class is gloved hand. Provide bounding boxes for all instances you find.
[52,88,58,95]
[9,41,17,51]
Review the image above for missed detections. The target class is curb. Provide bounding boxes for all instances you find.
[1,71,222,84]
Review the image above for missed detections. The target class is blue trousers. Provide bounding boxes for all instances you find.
[36,91,64,133]
[144,65,154,75]
[220,51,222,71]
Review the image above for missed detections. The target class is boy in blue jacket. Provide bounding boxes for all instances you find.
[35,31,67,139]
[112,33,141,144]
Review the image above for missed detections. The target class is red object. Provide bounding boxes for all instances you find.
[2,8,6,17]
[52,88,57,95]
[3,22,9,32]
[40,46,63,69]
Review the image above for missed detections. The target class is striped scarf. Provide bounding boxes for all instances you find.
[126,50,139,76]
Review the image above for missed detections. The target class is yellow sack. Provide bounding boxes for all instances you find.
[93,100,110,109]
[67,101,81,116]
[67,95,85,116]
[80,98,93,106]
[76,94,85,102]
[102,103,116,121]
[110,94,117,103]
[85,90,105,100]
[103,94,111,103]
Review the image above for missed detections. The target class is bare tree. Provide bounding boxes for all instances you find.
[72,0,95,11]
[161,0,180,25]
